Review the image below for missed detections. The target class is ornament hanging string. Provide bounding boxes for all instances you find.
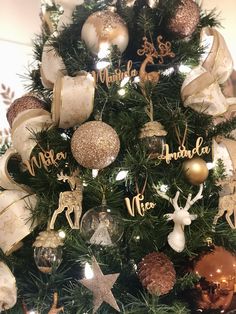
[135,174,148,195]
[174,122,188,149]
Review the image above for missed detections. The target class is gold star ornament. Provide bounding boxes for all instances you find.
[79,257,120,313]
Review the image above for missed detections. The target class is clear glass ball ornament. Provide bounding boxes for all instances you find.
[34,246,63,274]
[80,205,124,246]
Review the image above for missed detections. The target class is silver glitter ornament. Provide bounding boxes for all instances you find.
[71,121,120,169]
[166,0,200,39]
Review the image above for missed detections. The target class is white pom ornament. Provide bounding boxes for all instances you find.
[0,262,17,311]
[81,10,129,56]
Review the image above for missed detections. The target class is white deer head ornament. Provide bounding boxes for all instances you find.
[153,184,203,252]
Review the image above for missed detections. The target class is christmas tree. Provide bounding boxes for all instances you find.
[1,0,236,313]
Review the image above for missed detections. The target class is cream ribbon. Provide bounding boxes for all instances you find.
[181,27,234,116]
[0,262,17,311]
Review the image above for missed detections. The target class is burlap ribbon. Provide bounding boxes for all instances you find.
[52,72,95,128]
[11,108,53,163]
[181,27,234,116]
[0,148,31,192]
[0,190,37,255]
[0,262,17,311]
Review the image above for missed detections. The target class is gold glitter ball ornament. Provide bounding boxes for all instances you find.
[71,121,120,169]
[81,10,129,56]
[166,0,200,39]
[182,157,209,185]
[138,252,176,296]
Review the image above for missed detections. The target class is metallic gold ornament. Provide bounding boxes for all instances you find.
[79,257,120,313]
[71,121,120,169]
[166,0,200,38]
[81,10,129,55]
[182,157,209,185]
[80,205,123,246]
[193,246,236,311]
[33,230,64,274]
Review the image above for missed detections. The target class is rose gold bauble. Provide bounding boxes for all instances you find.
[7,95,47,128]
[166,0,200,38]
[193,246,236,311]
[71,121,120,169]
[81,10,129,55]
[182,157,209,185]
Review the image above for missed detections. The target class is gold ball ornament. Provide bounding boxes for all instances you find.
[182,157,209,185]
[71,121,120,169]
[166,0,200,39]
[81,10,129,56]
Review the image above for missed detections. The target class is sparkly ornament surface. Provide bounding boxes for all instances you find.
[182,157,209,185]
[79,257,120,313]
[138,252,176,296]
[7,96,47,128]
[139,121,167,156]
[33,230,64,274]
[193,246,236,311]
[166,0,200,38]
[81,10,129,55]
[80,205,124,246]
[71,121,120,169]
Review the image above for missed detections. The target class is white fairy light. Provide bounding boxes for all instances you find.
[29,311,38,314]
[179,64,192,74]
[159,184,169,193]
[96,61,110,70]
[118,88,126,96]
[58,230,66,239]
[92,169,99,178]
[85,262,94,279]
[162,67,174,76]
[120,76,130,87]
[133,76,140,83]
[116,170,129,181]
[206,162,215,170]
[98,42,110,59]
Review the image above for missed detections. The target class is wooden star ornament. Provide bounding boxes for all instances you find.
[79,257,120,313]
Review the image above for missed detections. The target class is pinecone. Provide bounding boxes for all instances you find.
[137,252,176,296]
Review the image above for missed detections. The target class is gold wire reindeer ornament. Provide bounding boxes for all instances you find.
[50,169,83,229]
[213,173,236,230]
[137,36,175,85]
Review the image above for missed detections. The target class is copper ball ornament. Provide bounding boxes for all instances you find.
[7,95,47,128]
[166,0,200,39]
[81,10,129,56]
[71,121,120,169]
[193,246,236,311]
[138,252,176,296]
[182,157,209,185]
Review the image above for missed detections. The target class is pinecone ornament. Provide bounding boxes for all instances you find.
[137,252,176,295]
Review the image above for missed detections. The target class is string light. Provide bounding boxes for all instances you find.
[179,64,192,73]
[58,230,66,239]
[116,170,128,181]
[118,88,126,96]
[120,76,130,87]
[98,42,110,59]
[206,162,215,170]
[92,169,99,178]
[159,184,169,193]
[162,67,174,76]
[96,61,110,70]
[85,262,94,279]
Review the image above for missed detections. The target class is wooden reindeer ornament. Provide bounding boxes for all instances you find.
[50,169,83,229]
[153,184,203,252]
[213,173,236,229]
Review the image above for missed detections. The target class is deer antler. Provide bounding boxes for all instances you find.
[184,184,203,211]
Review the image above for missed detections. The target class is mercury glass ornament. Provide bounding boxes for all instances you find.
[33,230,64,274]
[80,205,124,246]
[139,121,167,157]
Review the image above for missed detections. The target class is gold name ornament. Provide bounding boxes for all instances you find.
[125,193,156,217]
[159,137,211,164]
[24,150,67,176]
[91,36,175,88]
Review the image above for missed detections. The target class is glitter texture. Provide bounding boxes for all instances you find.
[81,10,129,55]
[71,121,120,169]
[7,96,47,128]
[167,0,200,38]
